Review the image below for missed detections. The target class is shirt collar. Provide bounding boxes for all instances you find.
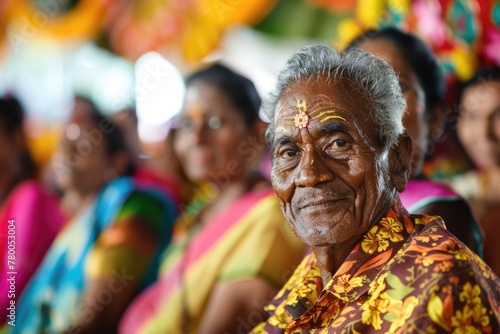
[284,197,413,320]
[323,197,412,302]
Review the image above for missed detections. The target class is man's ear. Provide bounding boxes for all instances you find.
[389,133,413,193]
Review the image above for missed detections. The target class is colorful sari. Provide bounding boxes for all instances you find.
[11,176,177,333]
[119,187,306,334]
[400,179,484,257]
[0,181,65,326]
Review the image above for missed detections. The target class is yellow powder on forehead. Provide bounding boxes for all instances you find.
[274,92,352,131]
[296,98,307,112]
[275,126,288,133]
[274,104,286,121]
[311,110,347,123]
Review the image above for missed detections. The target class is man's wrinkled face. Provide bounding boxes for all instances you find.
[271,77,397,247]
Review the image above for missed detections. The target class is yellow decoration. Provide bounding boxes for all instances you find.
[387,0,411,15]
[199,0,276,27]
[181,17,225,63]
[182,0,278,62]
[26,127,61,168]
[356,0,386,27]
[107,0,277,62]
[4,0,109,42]
[448,45,477,81]
[336,18,363,51]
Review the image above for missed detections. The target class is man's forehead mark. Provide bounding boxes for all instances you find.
[274,104,286,122]
[311,110,347,123]
[296,98,307,112]
[275,94,348,131]
[308,94,347,123]
[294,98,310,129]
[276,126,288,133]
[274,101,294,133]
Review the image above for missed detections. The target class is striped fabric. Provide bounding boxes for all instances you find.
[120,188,306,334]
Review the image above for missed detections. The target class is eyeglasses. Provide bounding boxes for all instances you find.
[178,115,223,133]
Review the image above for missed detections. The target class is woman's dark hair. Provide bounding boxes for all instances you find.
[0,95,37,180]
[185,64,261,126]
[74,96,135,176]
[459,67,500,97]
[347,27,445,116]
[0,96,25,133]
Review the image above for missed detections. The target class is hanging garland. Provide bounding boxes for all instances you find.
[329,0,500,81]
[103,0,278,62]
[3,0,110,47]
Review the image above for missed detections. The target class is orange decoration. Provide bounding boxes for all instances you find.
[105,0,278,62]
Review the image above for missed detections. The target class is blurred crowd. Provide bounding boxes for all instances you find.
[0,26,499,333]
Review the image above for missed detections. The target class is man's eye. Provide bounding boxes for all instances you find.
[333,139,346,148]
[280,149,298,159]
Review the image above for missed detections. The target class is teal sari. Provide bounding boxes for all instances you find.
[11,176,177,333]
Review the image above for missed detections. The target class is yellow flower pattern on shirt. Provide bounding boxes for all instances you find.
[252,198,500,333]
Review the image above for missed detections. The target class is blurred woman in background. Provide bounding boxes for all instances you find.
[0,96,65,328]
[120,64,305,334]
[13,97,177,333]
[347,27,483,255]
[110,107,185,205]
[451,67,500,274]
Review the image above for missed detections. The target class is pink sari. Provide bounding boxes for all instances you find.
[400,179,458,212]
[119,188,305,333]
[400,179,483,257]
[0,181,65,322]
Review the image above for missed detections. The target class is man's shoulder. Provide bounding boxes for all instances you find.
[397,213,500,288]
[408,213,455,241]
[405,213,475,259]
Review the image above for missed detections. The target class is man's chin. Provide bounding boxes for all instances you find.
[293,214,351,246]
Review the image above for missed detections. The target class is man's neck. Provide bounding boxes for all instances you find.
[311,198,396,285]
[312,239,359,285]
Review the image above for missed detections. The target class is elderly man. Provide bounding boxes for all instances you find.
[252,45,500,333]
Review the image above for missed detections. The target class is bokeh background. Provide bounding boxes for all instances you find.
[1,0,499,176]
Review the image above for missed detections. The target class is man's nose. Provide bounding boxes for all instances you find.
[295,147,333,187]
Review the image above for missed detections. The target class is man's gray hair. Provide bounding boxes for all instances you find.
[264,45,406,148]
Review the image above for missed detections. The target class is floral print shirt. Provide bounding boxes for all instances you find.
[252,198,500,333]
